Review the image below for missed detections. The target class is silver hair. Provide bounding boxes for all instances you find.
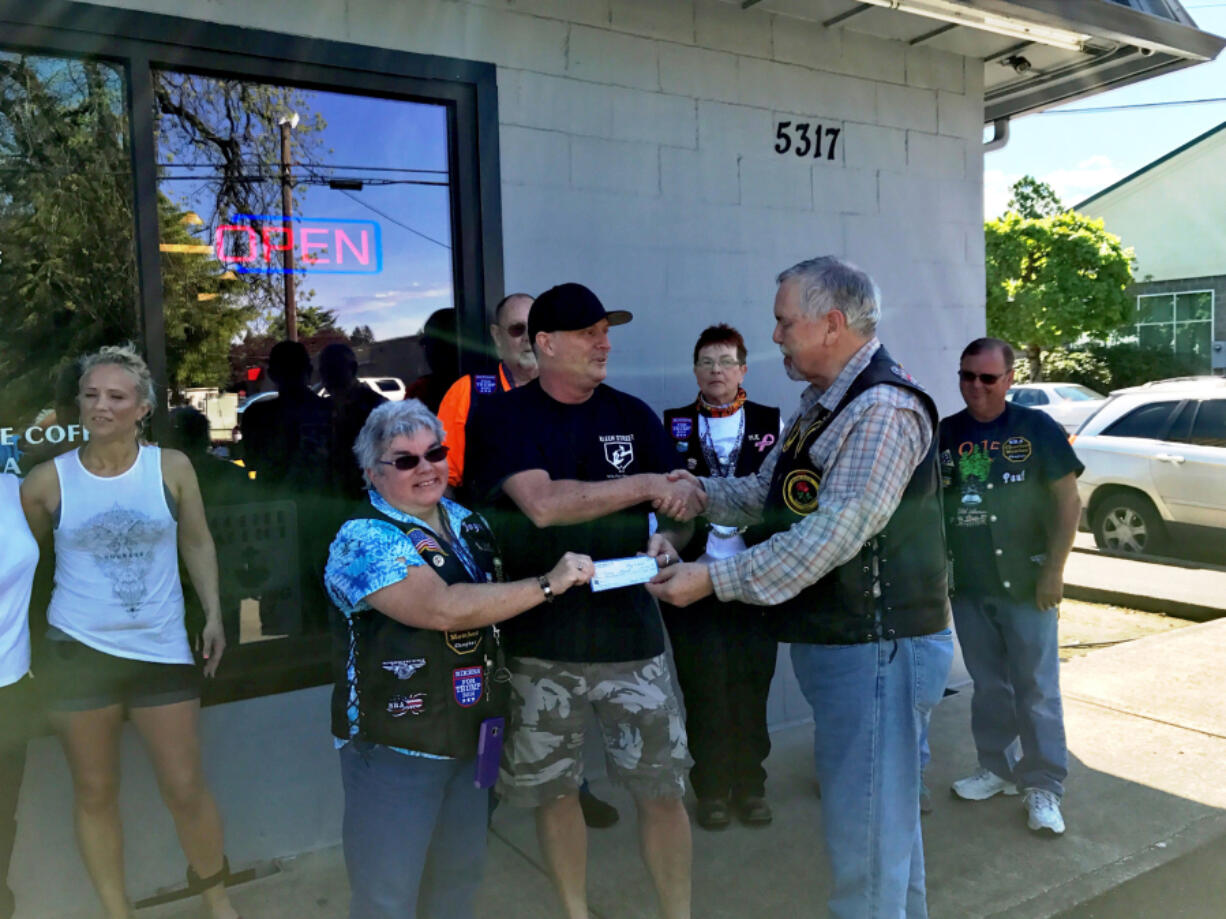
[79,343,157,409]
[352,399,445,485]
[776,256,881,335]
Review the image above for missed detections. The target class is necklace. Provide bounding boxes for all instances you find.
[698,410,744,478]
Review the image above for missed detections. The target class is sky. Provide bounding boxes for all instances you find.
[162,82,456,342]
[983,3,1226,218]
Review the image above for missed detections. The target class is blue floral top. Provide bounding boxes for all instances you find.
[324,491,486,758]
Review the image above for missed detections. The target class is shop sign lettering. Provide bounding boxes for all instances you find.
[215,215,382,275]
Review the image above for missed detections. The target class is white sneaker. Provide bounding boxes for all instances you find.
[951,767,1019,801]
[1023,788,1065,836]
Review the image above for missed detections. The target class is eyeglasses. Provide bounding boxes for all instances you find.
[695,357,742,371]
[958,370,1005,385]
[501,322,528,338]
[377,444,449,471]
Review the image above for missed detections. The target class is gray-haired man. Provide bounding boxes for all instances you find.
[650,256,953,918]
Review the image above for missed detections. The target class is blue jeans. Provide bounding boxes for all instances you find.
[791,631,953,919]
[952,595,1067,796]
[339,743,489,919]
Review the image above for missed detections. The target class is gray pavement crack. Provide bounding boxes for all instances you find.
[1064,692,1226,741]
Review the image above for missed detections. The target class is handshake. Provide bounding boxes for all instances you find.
[650,469,707,521]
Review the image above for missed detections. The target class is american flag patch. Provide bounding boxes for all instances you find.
[407,528,447,555]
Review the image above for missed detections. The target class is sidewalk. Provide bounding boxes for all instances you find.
[1063,540,1226,621]
[136,616,1226,919]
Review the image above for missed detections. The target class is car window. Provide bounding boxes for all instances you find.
[1011,389,1047,406]
[1056,386,1101,402]
[376,379,399,392]
[1187,399,1226,448]
[1102,400,1179,439]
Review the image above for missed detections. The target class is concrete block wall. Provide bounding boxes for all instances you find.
[93,0,985,413]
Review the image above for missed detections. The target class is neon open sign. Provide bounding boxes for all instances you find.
[215,215,382,275]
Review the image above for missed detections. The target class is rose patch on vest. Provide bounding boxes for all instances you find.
[782,468,821,515]
[453,666,484,707]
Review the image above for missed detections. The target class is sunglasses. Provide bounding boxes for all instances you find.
[958,370,1005,385]
[377,444,449,471]
[501,322,528,338]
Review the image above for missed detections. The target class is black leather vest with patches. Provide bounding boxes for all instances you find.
[663,400,781,563]
[330,508,509,758]
[744,347,949,645]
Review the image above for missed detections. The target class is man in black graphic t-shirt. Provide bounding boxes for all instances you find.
[468,283,703,919]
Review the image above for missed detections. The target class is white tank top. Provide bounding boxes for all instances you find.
[48,446,191,664]
[0,474,37,687]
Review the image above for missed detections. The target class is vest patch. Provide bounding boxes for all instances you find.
[782,468,821,516]
[446,629,483,655]
[387,693,426,717]
[381,658,426,680]
[671,417,693,440]
[407,528,447,556]
[474,374,498,395]
[453,666,484,707]
[1002,436,1032,463]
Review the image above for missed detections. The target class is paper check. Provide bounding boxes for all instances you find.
[589,556,660,592]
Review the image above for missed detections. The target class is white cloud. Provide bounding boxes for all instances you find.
[983,155,1127,218]
[336,285,453,314]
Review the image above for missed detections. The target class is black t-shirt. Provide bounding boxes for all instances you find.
[467,380,674,662]
[940,403,1083,596]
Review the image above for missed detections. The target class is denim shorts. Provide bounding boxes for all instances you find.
[497,653,691,806]
[42,638,200,712]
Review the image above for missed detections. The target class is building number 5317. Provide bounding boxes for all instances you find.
[774,122,841,161]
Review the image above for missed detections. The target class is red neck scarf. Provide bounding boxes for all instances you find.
[697,386,747,419]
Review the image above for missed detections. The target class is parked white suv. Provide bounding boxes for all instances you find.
[1073,377,1226,557]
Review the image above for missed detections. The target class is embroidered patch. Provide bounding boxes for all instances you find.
[1002,436,1032,463]
[446,629,483,655]
[453,666,484,707]
[671,417,693,440]
[381,658,426,680]
[460,517,496,554]
[474,374,498,395]
[782,468,821,516]
[387,693,426,717]
[407,528,447,556]
[889,364,917,385]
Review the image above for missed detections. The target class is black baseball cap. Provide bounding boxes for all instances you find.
[527,283,633,341]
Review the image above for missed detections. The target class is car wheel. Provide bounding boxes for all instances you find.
[1091,493,1166,556]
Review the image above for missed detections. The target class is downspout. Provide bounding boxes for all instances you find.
[983,117,1010,152]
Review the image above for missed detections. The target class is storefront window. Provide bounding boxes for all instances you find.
[0,53,137,474]
[152,71,458,648]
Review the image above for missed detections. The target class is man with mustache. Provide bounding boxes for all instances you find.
[650,256,953,919]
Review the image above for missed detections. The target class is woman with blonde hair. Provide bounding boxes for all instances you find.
[21,344,240,919]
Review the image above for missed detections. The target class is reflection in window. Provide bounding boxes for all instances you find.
[1136,291,1215,373]
[152,71,458,645]
[0,54,137,474]
[1103,401,1179,440]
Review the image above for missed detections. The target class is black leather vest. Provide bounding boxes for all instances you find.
[744,347,949,644]
[329,508,509,758]
[663,400,781,563]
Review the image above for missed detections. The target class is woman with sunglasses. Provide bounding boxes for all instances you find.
[20,345,240,919]
[324,398,592,919]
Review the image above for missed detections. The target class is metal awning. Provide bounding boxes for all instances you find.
[740,0,1225,123]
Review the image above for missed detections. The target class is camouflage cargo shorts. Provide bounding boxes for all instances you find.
[496,654,692,807]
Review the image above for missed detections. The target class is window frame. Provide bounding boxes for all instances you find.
[1136,289,1215,371]
[1,0,505,705]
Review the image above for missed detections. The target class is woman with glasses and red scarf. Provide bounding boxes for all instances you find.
[661,324,782,832]
[323,398,592,919]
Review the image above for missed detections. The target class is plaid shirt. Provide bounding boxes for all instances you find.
[704,339,933,606]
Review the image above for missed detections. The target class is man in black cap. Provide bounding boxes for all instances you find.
[468,283,703,919]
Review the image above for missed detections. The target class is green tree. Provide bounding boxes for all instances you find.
[267,305,341,339]
[1004,174,1064,219]
[985,208,1135,380]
